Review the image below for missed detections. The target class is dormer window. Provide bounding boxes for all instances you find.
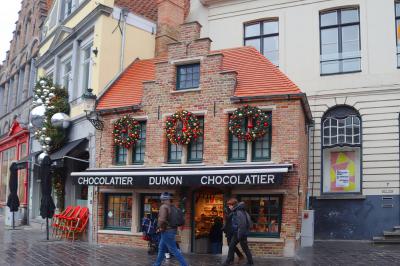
[176,63,200,90]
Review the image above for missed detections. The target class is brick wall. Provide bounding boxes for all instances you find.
[93,22,309,257]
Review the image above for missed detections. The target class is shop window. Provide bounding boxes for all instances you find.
[238,195,282,237]
[114,122,146,165]
[0,147,16,204]
[244,20,279,66]
[188,117,204,163]
[104,193,132,231]
[228,112,272,162]
[320,7,361,75]
[321,106,362,194]
[176,64,200,90]
[396,1,400,67]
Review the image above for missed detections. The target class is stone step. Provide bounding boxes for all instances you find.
[394,225,400,230]
[373,236,400,244]
[383,231,400,237]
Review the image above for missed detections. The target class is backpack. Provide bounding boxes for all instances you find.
[168,205,185,227]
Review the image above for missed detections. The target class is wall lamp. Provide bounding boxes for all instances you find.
[82,88,104,131]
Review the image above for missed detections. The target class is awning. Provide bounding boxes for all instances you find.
[71,164,292,187]
[50,138,87,161]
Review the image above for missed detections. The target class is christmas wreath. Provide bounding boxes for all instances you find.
[228,105,270,142]
[113,115,140,148]
[165,110,202,145]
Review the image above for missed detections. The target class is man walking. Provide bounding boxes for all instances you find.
[222,198,254,266]
[153,192,188,266]
[223,207,244,260]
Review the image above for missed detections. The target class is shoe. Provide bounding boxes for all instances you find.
[165,253,171,259]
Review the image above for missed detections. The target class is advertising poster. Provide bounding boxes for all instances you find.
[330,151,356,192]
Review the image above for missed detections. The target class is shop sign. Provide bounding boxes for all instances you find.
[74,173,283,186]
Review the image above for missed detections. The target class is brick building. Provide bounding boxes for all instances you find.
[0,0,49,225]
[72,0,312,257]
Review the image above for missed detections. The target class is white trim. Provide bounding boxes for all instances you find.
[112,7,156,34]
[170,88,201,93]
[224,105,276,113]
[170,57,204,65]
[247,237,284,243]
[71,167,289,177]
[231,189,288,195]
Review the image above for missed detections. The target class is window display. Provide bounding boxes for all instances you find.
[105,194,132,230]
[239,195,282,237]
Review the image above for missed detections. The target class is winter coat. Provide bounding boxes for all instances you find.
[158,203,170,231]
[231,202,251,239]
[209,219,223,243]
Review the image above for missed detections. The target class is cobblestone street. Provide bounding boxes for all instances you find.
[1,218,400,266]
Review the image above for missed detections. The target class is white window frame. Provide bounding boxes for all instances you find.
[78,39,93,102]
[60,56,73,99]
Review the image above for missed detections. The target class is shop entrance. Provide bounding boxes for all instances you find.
[192,189,224,254]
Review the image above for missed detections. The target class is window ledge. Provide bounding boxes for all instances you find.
[170,88,201,94]
[224,161,275,166]
[161,163,206,167]
[316,194,366,200]
[248,237,284,243]
[98,230,141,236]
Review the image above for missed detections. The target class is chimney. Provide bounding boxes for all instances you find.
[156,0,186,57]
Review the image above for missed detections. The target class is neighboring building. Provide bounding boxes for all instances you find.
[71,0,312,257]
[0,0,49,225]
[188,0,400,240]
[31,0,157,237]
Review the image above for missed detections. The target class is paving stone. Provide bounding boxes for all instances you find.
[1,217,400,265]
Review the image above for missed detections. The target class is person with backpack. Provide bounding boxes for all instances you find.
[153,192,188,266]
[223,207,244,261]
[222,198,254,266]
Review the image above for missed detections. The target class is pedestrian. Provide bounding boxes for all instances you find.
[222,198,254,266]
[223,206,244,261]
[209,216,223,254]
[153,192,188,266]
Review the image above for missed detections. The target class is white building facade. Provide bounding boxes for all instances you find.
[188,0,400,240]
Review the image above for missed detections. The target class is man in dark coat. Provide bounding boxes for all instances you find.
[223,207,244,260]
[222,198,254,266]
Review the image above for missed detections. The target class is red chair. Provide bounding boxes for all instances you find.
[58,206,81,239]
[51,206,73,238]
[66,207,89,241]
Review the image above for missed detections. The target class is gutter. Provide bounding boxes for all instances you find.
[230,93,313,123]
[96,104,142,116]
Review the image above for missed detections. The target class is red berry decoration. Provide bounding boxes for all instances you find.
[113,115,141,148]
[165,110,202,145]
[228,105,270,142]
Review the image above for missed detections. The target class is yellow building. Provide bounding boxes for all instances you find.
[31,0,156,238]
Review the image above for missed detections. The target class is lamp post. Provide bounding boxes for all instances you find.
[82,88,104,131]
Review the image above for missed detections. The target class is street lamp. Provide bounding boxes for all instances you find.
[82,88,104,131]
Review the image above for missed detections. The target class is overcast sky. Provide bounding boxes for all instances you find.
[0,1,22,63]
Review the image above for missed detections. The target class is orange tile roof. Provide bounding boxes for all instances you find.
[97,46,302,110]
[220,46,301,97]
[114,0,158,21]
[97,59,156,110]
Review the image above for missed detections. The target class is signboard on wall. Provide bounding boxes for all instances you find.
[71,164,291,187]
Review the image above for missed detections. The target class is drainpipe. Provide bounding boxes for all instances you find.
[306,121,315,210]
[119,8,128,72]
[398,112,400,225]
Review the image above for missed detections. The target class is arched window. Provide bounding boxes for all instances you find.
[321,105,361,194]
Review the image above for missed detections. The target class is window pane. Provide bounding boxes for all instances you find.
[341,25,360,55]
[342,58,361,72]
[396,3,400,16]
[245,39,261,53]
[321,61,339,74]
[105,194,132,230]
[177,64,200,90]
[396,20,400,52]
[263,36,279,65]
[321,28,339,60]
[263,21,278,35]
[245,23,260,38]
[341,9,359,24]
[321,11,338,27]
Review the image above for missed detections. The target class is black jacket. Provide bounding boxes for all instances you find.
[231,202,251,239]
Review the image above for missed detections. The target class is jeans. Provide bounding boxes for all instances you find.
[210,242,222,254]
[226,234,243,258]
[225,234,253,264]
[153,230,188,266]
